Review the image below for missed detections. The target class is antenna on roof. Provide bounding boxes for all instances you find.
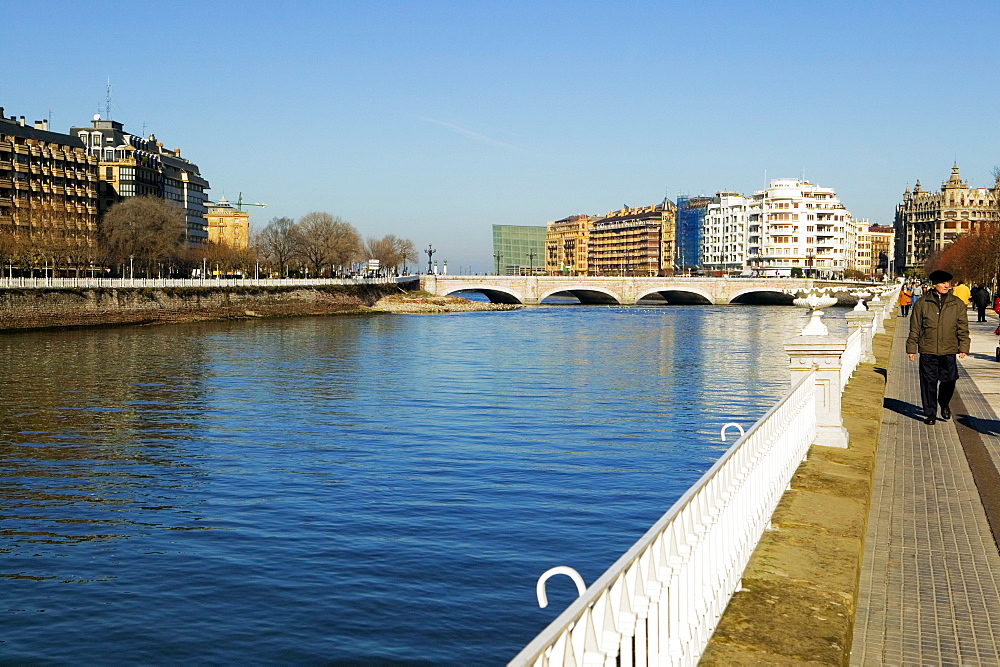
[105,77,113,121]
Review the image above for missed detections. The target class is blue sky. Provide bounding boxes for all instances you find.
[5,1,999,272]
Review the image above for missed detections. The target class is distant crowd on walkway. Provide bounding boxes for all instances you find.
[898,278,998,323]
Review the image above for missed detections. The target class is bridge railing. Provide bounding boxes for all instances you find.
[0,276,414,290]
[509,369,817,666]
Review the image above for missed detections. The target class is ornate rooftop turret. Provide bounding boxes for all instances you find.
[943,163,966,189]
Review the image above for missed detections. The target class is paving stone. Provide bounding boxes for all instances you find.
[851,315,1000,664]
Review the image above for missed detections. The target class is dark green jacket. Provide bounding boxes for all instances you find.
[906,290,970,355]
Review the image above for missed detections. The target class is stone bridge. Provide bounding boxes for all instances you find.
[420,275,875,306]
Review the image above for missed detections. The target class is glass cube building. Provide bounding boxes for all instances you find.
[492,225,546,275]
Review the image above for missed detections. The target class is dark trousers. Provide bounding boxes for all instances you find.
[919,354,958,418]
[977,305,987,322]
[900,304,910,316]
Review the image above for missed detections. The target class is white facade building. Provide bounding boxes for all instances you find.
[701,191,752,274]
[701,178,857,278]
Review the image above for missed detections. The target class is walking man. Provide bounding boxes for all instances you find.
[907,270,970,425]
[973,284,992,322]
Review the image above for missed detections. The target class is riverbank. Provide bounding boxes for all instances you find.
[0,284,402,332]
[370,292,520,314]
[701,316,896,664]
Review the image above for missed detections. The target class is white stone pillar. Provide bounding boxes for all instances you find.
[785,336,850,449]
[870,295,886,334]
[846,310,876,364]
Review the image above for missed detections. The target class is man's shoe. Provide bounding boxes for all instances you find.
[925,417,937,425]
[941,406,951,421]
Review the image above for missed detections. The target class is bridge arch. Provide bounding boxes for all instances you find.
[635,287,714,305]
[727,287,796,305]
[538,286,622,305]
[443,285,525,304]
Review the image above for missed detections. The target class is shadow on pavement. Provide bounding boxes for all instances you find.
[957,414,1000,437]
[884,397,923,421]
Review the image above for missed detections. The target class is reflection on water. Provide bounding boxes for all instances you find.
[0,305,843,662]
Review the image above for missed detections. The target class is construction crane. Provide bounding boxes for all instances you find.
[233,192,267,212]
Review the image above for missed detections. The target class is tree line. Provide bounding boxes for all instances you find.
[0,196,418,278]
[922,224,1000,289]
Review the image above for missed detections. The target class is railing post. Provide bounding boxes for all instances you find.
[870,294,886,334]
[784,335,849,449]
[846,310,876,365]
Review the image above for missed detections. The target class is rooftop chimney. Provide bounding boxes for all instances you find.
[19,116,26,126]
[174,148,181,157]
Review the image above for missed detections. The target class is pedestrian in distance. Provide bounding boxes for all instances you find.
[953,279,972,306]
[973,284,992,323]
[898,284,913,317]
[907,270,970,425]
[911,282,923,301]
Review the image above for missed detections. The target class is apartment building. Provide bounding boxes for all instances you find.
[70,116,210,247]
[854,223,894,279]
[0,109,99,272]
[545,214,594,275]
[701,191,752,275]
[702,178,856,278]
[893,165,999,273]
[588,200,677,276]
[206,197,250,249]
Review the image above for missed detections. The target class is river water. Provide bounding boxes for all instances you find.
[0,304,846,663]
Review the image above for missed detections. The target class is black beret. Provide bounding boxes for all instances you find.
[928,270,954,284]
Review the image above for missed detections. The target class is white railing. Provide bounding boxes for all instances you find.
[0,276,415,289]
[509,370,817,667]
[840,328,863,392]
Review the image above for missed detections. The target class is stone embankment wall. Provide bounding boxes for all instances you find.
[0,284,407,331]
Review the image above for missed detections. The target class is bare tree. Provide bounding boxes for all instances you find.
[297,211,361,276]
[256,216,300,277]
[99,196,186,274]
[364,234,418,274]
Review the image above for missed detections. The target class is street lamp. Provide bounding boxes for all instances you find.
[526,249,537,276]
[129,255,134,280]
[425,244,436,274]
[493,251,503,275]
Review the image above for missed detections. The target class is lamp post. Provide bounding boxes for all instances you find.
[129,255,134,281]
[425,244,436,274]
[526,249,536,276]
[493,251,503,275]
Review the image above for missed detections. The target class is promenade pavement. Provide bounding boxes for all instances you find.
[851,309,1000,664]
